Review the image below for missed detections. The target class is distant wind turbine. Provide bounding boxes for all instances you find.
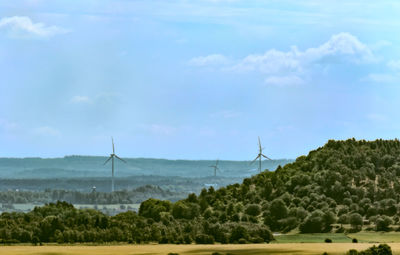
[251,137,271,173]
[104,137,126,192]
[209,159,220,177]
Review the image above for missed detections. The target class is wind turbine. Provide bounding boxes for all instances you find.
[209,159,220,177]
[251,137,271,173]
[104,137,126,192]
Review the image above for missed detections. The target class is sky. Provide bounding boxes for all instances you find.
[1,1,400,160]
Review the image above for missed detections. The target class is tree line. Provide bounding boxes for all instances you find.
[2,139,400,244]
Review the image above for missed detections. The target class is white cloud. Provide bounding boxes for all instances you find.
[363,73,397,83]
[70,95,91,104]
[232,32,373,74]
[190,33,373,85]
[34,126,61,137]
[149,124,176,136]
[0,16,68,38]
[210,110,241,119]
[188,54,230,66]
[264,75,304,86]
[367,113,387,122]
[388,60,400,72]
[0,119,19,132]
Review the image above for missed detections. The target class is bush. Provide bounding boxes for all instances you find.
[376,216,392,231]
[325,238,332,243]
[347,249,358,255]
[245,204,261,216]
[347,244,392,255]
[352,238,358,243]
[195,234,214,244]
[238,238,247,244]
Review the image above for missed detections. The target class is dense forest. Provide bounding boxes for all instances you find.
[2,139,400,244]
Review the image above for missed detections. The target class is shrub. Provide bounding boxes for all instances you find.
[352,238,358,243]
[195,234,214,244]
[347,249,358,255]
[325,238,332,243]
[245,204,261,216]
[347,244,392,255]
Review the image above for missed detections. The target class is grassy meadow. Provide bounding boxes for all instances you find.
[2,233,400,255]
[0,243,400,255]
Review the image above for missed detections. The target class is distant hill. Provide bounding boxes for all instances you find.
[0,157,293,179]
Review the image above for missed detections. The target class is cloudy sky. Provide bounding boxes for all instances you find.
[1,1,400,160]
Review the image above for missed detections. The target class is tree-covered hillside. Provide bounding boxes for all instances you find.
[191,138,400,233]
[2,139,400,244]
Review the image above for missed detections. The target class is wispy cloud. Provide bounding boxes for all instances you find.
[363,73,397,83]
[34,126,61,137]
[210,110,241,119]
[149,124,177,136]
[190,33,373,84]
[264,75,304,87]
[388,60,400,72]
[231,33,373,73]
[188,54,230,66]
[0,16,68,38]
[70,95,91,104]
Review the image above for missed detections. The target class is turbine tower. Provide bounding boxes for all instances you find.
[251,137,271,173]
[104,137,126,192]
[209,159,220,177]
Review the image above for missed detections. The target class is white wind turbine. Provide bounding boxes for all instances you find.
[104,137,126,192]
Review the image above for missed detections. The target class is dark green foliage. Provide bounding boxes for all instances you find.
[245,204,261,216]
[347,244,392,255]
[195,234,214,244]
[139,198,172,221]
[376,216,392,231]
[349,213,363,231]
[325,238,332,243]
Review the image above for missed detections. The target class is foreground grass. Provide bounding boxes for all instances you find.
[0,243,399,255]
[273,233,352,243]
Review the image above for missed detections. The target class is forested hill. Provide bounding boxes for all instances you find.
[189,138,400,234]
[0,157,292,178]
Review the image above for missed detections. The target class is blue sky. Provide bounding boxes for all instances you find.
[1,0,400,160]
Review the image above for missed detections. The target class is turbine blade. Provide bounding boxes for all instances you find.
[112,137,115,154]
[251,155,260,164]
[115,155,126,163]
[103,156,112,165]
[262,154,272,160]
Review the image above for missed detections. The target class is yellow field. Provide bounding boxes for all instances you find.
[1,243,400,255]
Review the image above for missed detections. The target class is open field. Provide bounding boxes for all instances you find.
[1,243,400,255]
[272,233,353,243]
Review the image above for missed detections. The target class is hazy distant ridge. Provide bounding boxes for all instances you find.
[0,156,293,179]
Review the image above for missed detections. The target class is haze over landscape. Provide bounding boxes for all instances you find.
[1,1,400,160]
